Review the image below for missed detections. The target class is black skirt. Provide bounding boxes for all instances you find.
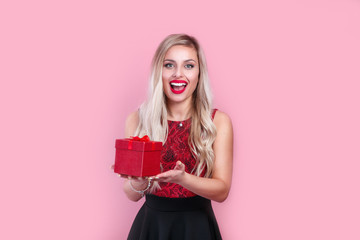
[128,194,222,240]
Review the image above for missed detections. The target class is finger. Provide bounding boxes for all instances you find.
[173,161,181,169]
[156,171,172,178]
[174,161,184,171]
[180,162,185,171]
[155,173,165,178]
[155,175,169,182]
[147,176,157,181]
[120,174,129,179]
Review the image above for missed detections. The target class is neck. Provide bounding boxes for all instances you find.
[166,98,193,121]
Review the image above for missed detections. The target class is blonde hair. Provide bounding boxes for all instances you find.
[135,34,217,190]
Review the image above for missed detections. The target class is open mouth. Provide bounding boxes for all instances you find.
[170,80,187,94]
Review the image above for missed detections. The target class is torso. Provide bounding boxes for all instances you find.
[152,109,217,198]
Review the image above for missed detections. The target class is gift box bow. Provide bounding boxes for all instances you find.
[130,135,150,142]
[127,135,156,150]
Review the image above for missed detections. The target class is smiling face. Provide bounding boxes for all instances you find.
[162,45,199,105]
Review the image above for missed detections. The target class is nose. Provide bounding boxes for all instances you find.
[172,66,183,78]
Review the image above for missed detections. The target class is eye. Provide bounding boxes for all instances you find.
[164,63,174,68]
[185,64,194,69]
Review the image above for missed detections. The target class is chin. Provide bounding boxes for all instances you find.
[165,94,190,104]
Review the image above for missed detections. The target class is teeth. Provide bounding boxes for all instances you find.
[170,82,187,86]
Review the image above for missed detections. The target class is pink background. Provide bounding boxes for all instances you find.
[1,0,359,239]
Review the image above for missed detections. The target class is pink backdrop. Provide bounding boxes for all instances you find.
[1,0,359,239]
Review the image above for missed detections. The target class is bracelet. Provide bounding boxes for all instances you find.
[129,178,151,197]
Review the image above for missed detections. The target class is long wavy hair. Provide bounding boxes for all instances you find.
[135,34,217,190]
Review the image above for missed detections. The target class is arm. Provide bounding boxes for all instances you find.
[155,111,233,202]
[122,111,150,202]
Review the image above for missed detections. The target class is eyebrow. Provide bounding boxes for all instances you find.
[164,59,197,63]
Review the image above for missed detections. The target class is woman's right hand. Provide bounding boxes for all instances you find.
[126,176,150,190]
[112,164,154,201]
[111,164,153,186]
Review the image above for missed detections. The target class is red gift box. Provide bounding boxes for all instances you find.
[114,136,162,177]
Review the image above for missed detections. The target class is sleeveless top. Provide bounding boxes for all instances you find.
[153,109,218,198]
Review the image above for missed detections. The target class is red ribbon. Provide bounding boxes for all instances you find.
[130,135,150,142]
[128,135,152,150]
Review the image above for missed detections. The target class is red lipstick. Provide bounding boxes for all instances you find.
[170,80,187,94]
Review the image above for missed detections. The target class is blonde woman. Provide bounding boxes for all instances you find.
[122,34,233,240]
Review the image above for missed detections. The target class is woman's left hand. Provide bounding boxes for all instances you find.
[155,161,185,184]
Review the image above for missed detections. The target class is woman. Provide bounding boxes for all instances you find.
[122,34,233,240]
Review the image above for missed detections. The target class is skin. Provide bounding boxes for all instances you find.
[121,45,233,203]
[162,45,199,118]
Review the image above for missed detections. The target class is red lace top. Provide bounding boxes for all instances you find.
[153,109,217,198]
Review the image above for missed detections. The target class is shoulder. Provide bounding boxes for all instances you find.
[125,111,139,125]
[125,110,139,137]
[213,110,232,129]
[213,110,233,138]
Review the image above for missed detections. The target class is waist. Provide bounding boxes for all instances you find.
[145,194,211,212]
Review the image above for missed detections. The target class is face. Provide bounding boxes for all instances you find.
[162,45,199,105]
